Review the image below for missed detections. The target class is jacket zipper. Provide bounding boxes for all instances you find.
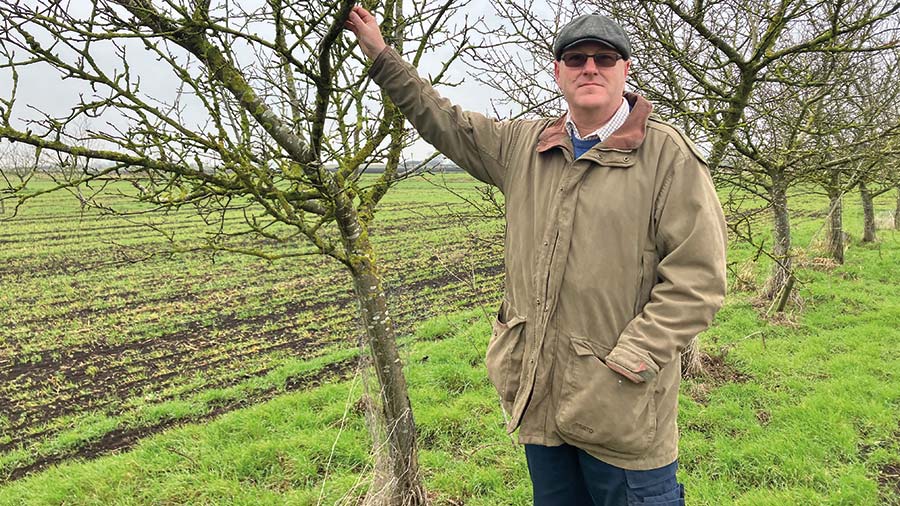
[542,230,560,323]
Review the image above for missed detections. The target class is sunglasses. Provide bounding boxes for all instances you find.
[560,52,623,68]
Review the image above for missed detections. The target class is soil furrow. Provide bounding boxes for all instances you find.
[2,357,356,483]
[0,264,503,450]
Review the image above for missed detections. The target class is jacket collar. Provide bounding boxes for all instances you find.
[536,92,653,154]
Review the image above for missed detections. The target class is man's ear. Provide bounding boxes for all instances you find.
[623,59,631,79]
[553,60,561,84]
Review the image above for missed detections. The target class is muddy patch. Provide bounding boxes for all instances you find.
[878,462,900,501]
[685,352,751,406]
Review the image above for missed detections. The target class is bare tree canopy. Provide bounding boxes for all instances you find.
[0,1,482,503]
[0,0,467,247]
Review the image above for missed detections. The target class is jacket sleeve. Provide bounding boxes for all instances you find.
[368,47,512,191]
[606,139,727,380]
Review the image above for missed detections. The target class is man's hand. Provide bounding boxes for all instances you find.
[344,6,387,60]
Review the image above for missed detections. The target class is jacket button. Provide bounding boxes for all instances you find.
[535,298,541,305]
[543,241,548,247]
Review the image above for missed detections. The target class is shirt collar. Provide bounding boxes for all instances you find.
[564,98,631,141]
[537,93,653,154]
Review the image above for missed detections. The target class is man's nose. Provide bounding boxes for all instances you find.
[581,57,600,73]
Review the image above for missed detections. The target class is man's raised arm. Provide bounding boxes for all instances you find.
[343,5,517,191]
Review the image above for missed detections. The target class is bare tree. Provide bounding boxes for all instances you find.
[852,49,900,243]
[858,165,900,242]
[464,0,569,120]
[895,185,900,230]
[764,46,898,264]
[820,47,900,247]
[0,1,477,503]
[608,0,899,299]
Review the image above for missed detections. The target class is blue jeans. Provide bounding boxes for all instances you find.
[524,444,684,505]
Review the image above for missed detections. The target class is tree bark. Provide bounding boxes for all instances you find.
[860,180,876,242]
[357,353,393,506]
[826,171,844,263]
[895,186,900,230]
[774,271,795,313]
[347,235,426,506]
[765,180,792,300]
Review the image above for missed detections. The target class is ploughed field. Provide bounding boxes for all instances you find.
[0,174,504,482]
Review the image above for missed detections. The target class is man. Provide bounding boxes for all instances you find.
[346,7,726,506]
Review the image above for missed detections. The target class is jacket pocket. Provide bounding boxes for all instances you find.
[485,303,526,415]
[634,250,660,316]
[556,337,658,455]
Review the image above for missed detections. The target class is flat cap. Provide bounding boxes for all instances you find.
[553,14,631,61]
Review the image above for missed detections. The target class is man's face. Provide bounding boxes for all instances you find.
[554,41,630,118]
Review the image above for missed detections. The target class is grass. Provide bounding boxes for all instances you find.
[0,174,505,479]
[1,175,899,504]
[1,223,899,504]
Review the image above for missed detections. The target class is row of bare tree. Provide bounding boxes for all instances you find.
[471,0,899,298]
[0,1,897,504]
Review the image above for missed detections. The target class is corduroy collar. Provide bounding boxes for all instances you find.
[537,92,653,153]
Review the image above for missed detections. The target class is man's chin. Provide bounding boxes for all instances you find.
[572,98,609,111]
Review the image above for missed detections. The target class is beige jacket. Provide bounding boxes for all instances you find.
[370,48,727,470]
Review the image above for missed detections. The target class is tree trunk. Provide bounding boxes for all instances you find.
[764,181,792,300]
[774,272,795,313]
[357,352,393,506]
[860,180,876,243]
[347,236,426,506]
[895,186,900,230]
[826,172,844,263]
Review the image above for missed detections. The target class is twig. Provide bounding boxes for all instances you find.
[317,373,361,506]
